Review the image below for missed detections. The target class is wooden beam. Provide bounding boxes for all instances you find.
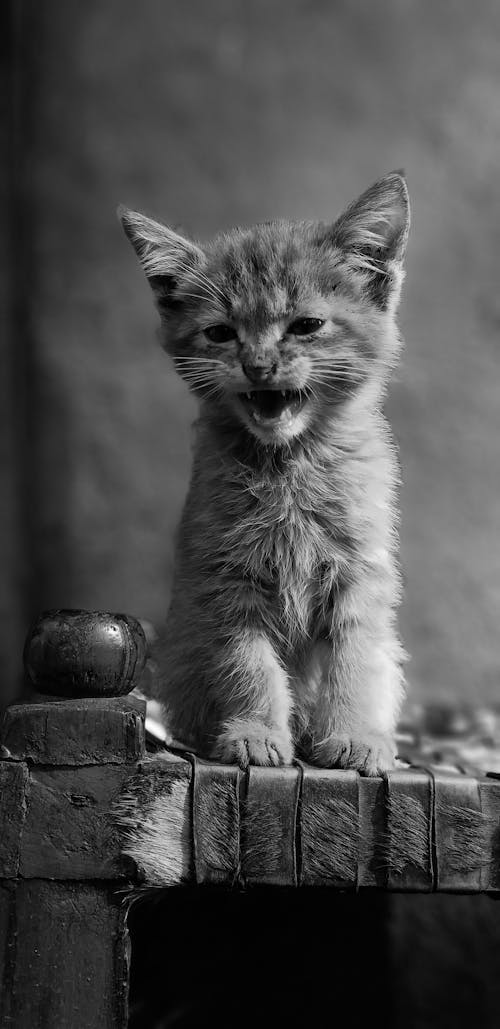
[0,763,29,877]
[0,880,128,1029]
[114,756,500,893]
[1,695,146,765]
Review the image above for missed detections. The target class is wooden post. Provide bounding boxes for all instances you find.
[0,609,147,1029]
[0,694,145,1028]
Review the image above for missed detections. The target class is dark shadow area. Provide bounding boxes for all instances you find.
[128,888,500,1029]
[128,886,391,1028]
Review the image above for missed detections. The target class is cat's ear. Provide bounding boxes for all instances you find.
[118,207,204,303]
[330,171,410,310]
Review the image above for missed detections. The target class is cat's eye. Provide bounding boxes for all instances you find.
[288,318,325,336]
[204,324,237,343]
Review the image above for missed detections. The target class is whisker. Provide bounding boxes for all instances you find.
[177,364,218,375]
[181,375,223,388]
[311,361,356,370]
[187,269,227,302]
[174,291,224,306]
[184,380,223,397]
[181,267,227,304]
[174,356,227,367]
[182,282,222,306]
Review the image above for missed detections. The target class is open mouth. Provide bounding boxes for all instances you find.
[238,389,308,425]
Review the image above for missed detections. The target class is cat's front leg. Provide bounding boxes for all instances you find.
[211,629,294,768]
[300,631,404,776]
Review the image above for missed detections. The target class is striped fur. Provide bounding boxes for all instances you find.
[120,172,410,774]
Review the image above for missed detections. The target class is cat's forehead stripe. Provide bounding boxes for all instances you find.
[203,224,336,329]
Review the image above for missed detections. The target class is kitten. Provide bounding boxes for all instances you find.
[120,171,410,774]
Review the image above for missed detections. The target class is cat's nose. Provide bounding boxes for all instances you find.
[242,362,278,385]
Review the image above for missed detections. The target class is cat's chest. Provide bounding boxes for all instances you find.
[220,471,354,630]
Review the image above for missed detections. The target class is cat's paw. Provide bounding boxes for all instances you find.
[212,719,294,768]
[313,732,397,776]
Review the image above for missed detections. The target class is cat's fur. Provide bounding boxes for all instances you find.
[120,171,410,774]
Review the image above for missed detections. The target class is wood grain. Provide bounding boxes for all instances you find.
[0,880,128,1029]
[0,695,146,765]
[19,765,130,880]
[0,762,29,877]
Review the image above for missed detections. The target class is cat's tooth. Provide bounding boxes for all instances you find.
[281,390,286,398]
[246,392,252,400]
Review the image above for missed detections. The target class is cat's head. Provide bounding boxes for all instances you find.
[120,172,409,445]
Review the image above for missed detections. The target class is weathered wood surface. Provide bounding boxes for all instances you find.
[0,759,132,880]
[1,695,499,895]
[114,754,500,893]
[0,763,29,877]
[0,880,128,1029]
[0,695,138,1028]
[19,764,131,880]
[0,695,147,881]
[0,695,146,765]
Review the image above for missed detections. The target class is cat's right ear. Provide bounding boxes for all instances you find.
[328,172,410,312]
[118,207,204,302]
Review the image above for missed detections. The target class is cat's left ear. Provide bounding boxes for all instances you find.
[330,171,410,311]
[118,207,204,304]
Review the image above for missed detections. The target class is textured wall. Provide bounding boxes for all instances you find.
[7,0,500,703]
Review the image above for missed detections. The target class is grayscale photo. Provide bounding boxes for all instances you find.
[2,3,500,1027]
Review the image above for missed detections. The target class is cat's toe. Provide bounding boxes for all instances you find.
[212,719,293,768]
[358,734,397,775]
[312,732,397,776]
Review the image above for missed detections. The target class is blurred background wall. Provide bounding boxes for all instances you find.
[5,0,500,707]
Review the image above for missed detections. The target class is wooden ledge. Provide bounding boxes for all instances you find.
[1,697,499,894]
[114,753,500,894]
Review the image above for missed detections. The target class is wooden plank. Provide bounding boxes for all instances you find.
[19,765,129,880]
[192,760,240,885]
[0,881,16,1002]
[0,762,29,876]
[0,880,128,1029]
[300,768,359,888]
[242,765,299,886]
[0,696,146,765]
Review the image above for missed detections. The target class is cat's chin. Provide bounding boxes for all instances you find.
[240,406,311,445]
